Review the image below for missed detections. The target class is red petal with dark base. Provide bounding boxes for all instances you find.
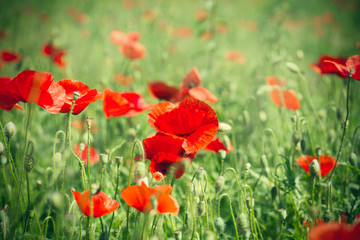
[181,67,201,89]
[148,98,218,151]
[148,81,180,102]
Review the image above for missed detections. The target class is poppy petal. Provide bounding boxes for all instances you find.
[346,55,360,80]
[181,67,201,89]
[188,86,218,104]
[148,81,180,102]
[92,192,119,217]
[102,88,133,119]
[311,55,347,78]
[319,155,336,177]
[1,50,21,62]
[156,193,180,215]
[205,137,233,153]
[121,182,153,213]
[143,135,184,160]
[296,155,314,174]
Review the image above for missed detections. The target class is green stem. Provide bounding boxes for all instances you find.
[276,221,284,240]
[141,214,149,240]
[86,121,91,188]
[218,194,239,240]
[108,163,121,236]
[328,76,351,182]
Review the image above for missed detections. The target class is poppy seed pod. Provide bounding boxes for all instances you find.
[100,154,108,165]
[214,217,225,233]
[278,209,287,221]
[24,155,35,172]
[215,176,225,193]
[197,200,206,216]
[115,156,123,166]
[73,91,80,101]
[310,159,320,177]
[217,150,226,161]
[4,122,16,139]
[238,213,250,233]
[218,122,232,133]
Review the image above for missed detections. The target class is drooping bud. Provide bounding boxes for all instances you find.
[286,62,300,74]
[174,230,182,240]
[218,122,232,133]
[134,162,147,185]
[197,200,206,216]
[310,159,320,177]
[245,163,251,171]
[215,176,225,193]
[217,150,226,161]
[24,155,35,172]
[238,213,250,233]
[79,143,85,155]
[278,209,287,221]
[4,122,16,139]
[271,186,278,201]
[0,142,4,154]
[214,217,225,234]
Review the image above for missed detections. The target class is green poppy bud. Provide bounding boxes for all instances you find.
[238,213,250,233]
[24,155,35,172]
[100,154,108,165]
[134,162,146,185]
[349,152,357,166]
[286,62,300,74]
[271,186,278,201]
[310,159,320,177]
[174,230,182,240]
[217,150,226,161]
[115,156,123,166]
[4,122,16,139]
[300,139,306,152]
[197,200,206,216]
[0,141,4,154]
[215,176,225,193]
[245,163,251,170]
[214,217,225,234]
[292,131,301,145]
[278,209,287,221]
[259,111,267,122]
[204,230,215,240]
[218,122,232,133]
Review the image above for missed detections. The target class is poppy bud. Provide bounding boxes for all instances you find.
[349,152,357,166]
[300,139,306,152]
[292,131,301,145]
[4,122,16,139]
[323,209,333,222]
[115,156,123,166]
[197,200,206,216]
[310,159,320,177]
[294,142,301,154]
[197,167,206,181]
[218,122,232,133]
[242,110,250,126]
[204,230,215,240]
[86,117,91,129]
[278,209,287,221]
[53,152,62,164]
[134,162,146,185]
[1,156,6,165]
[238,213,250,233]
[24,155,35,172]
[315,148,322,157]
[271,186,277,201]
[217,150,226,161]
[259,111,267,122]
[297,50,304,60]
[215,176,225,193]
[286,62,300,74]
[186,182,193,194]
[214,217,225,234]
[260,154,268,170]
[174,230,182,240]
[100,154,108,165]
[245,163,251,170]
[223,135,232,150]
[0,142,3,154]
[79,143,85,155]
[336,108,342,121]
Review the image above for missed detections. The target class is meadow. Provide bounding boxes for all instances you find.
[0,0,360,239]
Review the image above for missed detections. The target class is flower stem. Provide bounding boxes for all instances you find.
[218,193,239,240]
[108,162,121,237]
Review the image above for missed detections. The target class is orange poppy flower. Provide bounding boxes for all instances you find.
[311,55,347,78]
[114,72,133,86]
[42,43,66,69]
[269,88,300,110]
[324,55,360,80]
[195,10,208,21]
[265,76,287,86]
[71,190,119,217]
[172,26,193,38]
[309,221,360,240]
[148,81,180,102]
[121,181,179,215]
[143,135,196,181]
[205,137,233,153]
[57,79,103,115]
[11,70,66,114]
[103,89,152,119]
[0,76,23,111]
[296,155,337,177]
[148,98,219,151]
[200,30,212,41]
[120,41,146,60]
[110,30,141,46]
[74,144,100,165]
[225,51,246,65]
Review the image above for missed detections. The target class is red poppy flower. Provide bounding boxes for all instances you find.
[57,80,103,115]
[296,155,337,177]
[148,81,180,102]
[42,43,66,69]
[120,41,146,60]
[181,67,201,89]
[0,76,23,111]
[11,70,66,114]
[121,181,179,215]
[266,76,287,86]
[324,55,360,80]
[311,55,347,78]
[205,137,233,153]
[1,50,21,63]
[225,51,246,64]
[269,88,300,111]
[71,190,119,217]
[309,221,360,240]
[143,135,196,181]
[148,98,219,151]
[103,89,152,119]
[74,144,100,165]
[110,30,141,45]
